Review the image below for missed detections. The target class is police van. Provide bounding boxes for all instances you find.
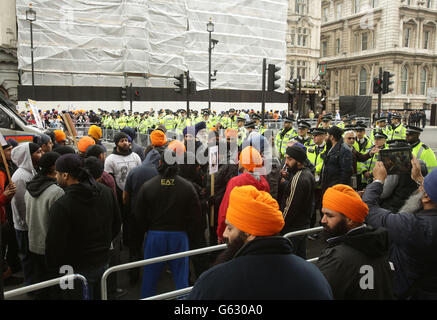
[0,92,44,143]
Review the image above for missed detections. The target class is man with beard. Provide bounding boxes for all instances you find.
[320,126,353,194]
[187,185,333,300]
[278,145,315,258]
[316,184,394,300]
[34,134,53,154]
[363,158,437,299]
[46,154,121,300]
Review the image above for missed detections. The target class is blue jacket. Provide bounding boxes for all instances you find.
[321,142,353,192]
[363,182,437,298]
[187,237,333,300]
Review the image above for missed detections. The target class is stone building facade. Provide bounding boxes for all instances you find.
[286,0,323,115]
[0,0,18,103]
[320,0,437,113]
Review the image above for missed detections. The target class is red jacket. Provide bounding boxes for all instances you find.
[217,172,270,241]
[0,171,11,224]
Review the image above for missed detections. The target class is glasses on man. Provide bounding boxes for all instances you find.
[346,137,356,140]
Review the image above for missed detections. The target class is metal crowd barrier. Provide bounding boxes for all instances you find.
[3,274,89,300]
[101,226,324,300]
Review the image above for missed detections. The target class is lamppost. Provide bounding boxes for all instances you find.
[26,4,36,100]
[207,18,218,112]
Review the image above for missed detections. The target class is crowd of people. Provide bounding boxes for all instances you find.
[1,106,437,300]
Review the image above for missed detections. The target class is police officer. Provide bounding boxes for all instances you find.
[275,116,297,159]
[252,113,266,135]
[388,113,406,141]
[362,131,387,185]
[236,116,247,147]
[319,114,333,129]
[295,120,312,146]
[405,125,437,172]
[370,116,391,143]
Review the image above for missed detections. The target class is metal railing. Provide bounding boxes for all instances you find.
[100,243,228,300]
[102,226,324,300]
[4,274,89,300]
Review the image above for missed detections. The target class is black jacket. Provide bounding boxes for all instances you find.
[316,225,394,300]
[45,182,121,272]
[279,167,315,233]
[321,141,353,192]
[187,237,333,300]
[134,174,203,248]
[363,182,437,299]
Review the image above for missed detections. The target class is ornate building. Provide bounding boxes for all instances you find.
[320,0,437,113]
[0,0,18,103]
[286,0,323,115]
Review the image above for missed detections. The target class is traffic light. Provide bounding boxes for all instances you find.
[373,77,383,94]
[134,90,140,100]
[287,78,298,93]
[174,73,184,94]
[188,80,196,95]
[121,86,127,100]
[382,71,394,94]
[267,64,281,91]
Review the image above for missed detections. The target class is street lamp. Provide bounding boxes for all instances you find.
[26,4,36,100]
[207,18,218,112]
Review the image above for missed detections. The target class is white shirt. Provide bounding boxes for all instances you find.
[104,152,142,191]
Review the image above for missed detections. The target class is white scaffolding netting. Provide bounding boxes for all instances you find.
[17,0,288,91]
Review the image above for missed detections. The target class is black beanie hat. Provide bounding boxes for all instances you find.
[114,132,129,145]
[286,145,307,164]
[29,142,41,154]
[55,153,83,175]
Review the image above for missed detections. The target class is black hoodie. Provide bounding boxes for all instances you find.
[26,174,57,197]
[45,181,121,273]
[315,225,395,300]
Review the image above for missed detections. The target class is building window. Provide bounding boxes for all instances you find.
[362,33,368,51]
[322,41,328,57]
[359,68,367,95]
[372,0,379,8]
[297,61,307,80]
[404,28,411,47]
[335,81,339,95]
[336,38,341,54]
[421,68,427,95]
[336,3,342,19]
[323,7,329,22]
[401,66,408,94]
[424,31,430,49]
[289,63,295,80]
[354,0,361,13]
[427,0,432,8]
[290,28,295,46]
[297,28,308,47]
[296,0,307,15]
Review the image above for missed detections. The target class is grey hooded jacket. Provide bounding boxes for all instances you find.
[11,143,37,231]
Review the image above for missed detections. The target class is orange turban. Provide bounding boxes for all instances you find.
[150,130,167,147]
[88,125,102,140]
[323,184,369,223]
[225,129,238,139]
[167,140,186,156]
[239,146,263,172]
[77,136,96,153]
[227,185,284,236]
[54,130,66,143]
